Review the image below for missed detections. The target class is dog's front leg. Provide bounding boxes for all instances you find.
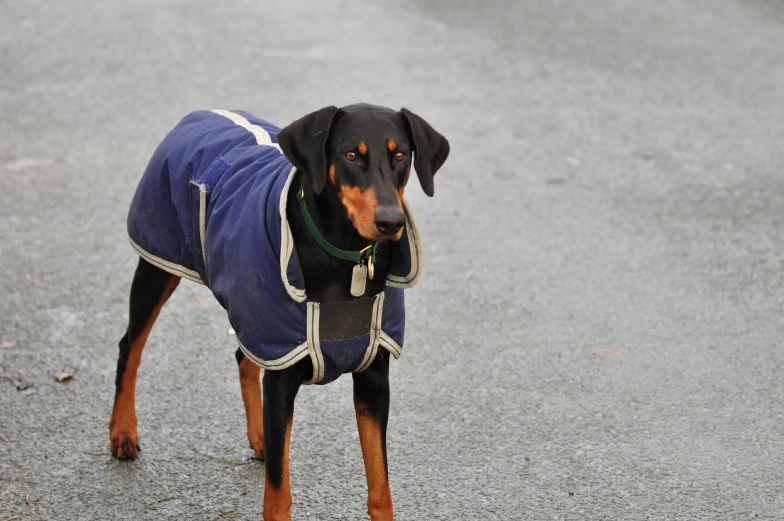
[353,350,393,521]
[262,361,307,521]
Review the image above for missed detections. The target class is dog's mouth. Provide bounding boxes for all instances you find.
[349,214,405,243]
[359,231,404,242]
[378,227,405,242]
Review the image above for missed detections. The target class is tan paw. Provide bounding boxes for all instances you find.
[249,433,265,461]
[110,430,140,459]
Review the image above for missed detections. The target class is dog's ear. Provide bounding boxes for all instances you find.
[399,108,450,197]
[278,106,342,194]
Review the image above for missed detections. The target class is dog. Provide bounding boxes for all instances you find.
[109,103,449,520]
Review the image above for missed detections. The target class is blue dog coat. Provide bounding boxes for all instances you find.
[127,110,423,384]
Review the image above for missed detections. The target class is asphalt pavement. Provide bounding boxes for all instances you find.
[2,0,784,519]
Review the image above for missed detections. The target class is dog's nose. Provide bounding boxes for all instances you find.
[375,209,405,236]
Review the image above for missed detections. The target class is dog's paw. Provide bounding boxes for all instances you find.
[110,432,141,460]
[249,436,265,461]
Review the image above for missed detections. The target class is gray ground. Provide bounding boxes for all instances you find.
[2,0,783,519]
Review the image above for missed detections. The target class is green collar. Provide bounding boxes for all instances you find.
[296,184,379,265]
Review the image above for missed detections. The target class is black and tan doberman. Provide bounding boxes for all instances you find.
[110,104,449,520]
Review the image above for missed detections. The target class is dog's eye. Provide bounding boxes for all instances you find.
[345,151,358,162]
[394,152,406,162]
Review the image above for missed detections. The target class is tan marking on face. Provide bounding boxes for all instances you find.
[358,142,368,155]
[337,185,380,239]
[329,163,336,186]
[387,139,397,152]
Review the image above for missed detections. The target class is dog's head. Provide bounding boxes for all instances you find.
[278,103,450,241]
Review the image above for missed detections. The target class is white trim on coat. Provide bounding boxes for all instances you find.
[354,292,386,373]
[128,234,204,285]
[305,302,325,384]
[385,198,424,288]
[379,331,402,359]
[236,338,310,371]
[210,109,282,152]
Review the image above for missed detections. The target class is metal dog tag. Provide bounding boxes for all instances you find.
[350,263,368,297]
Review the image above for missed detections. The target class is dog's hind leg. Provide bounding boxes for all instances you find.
[353,350,394,521]
[110,257,180,459]
[236,348,265,460]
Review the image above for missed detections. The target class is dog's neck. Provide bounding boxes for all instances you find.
[286,171,390,302]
